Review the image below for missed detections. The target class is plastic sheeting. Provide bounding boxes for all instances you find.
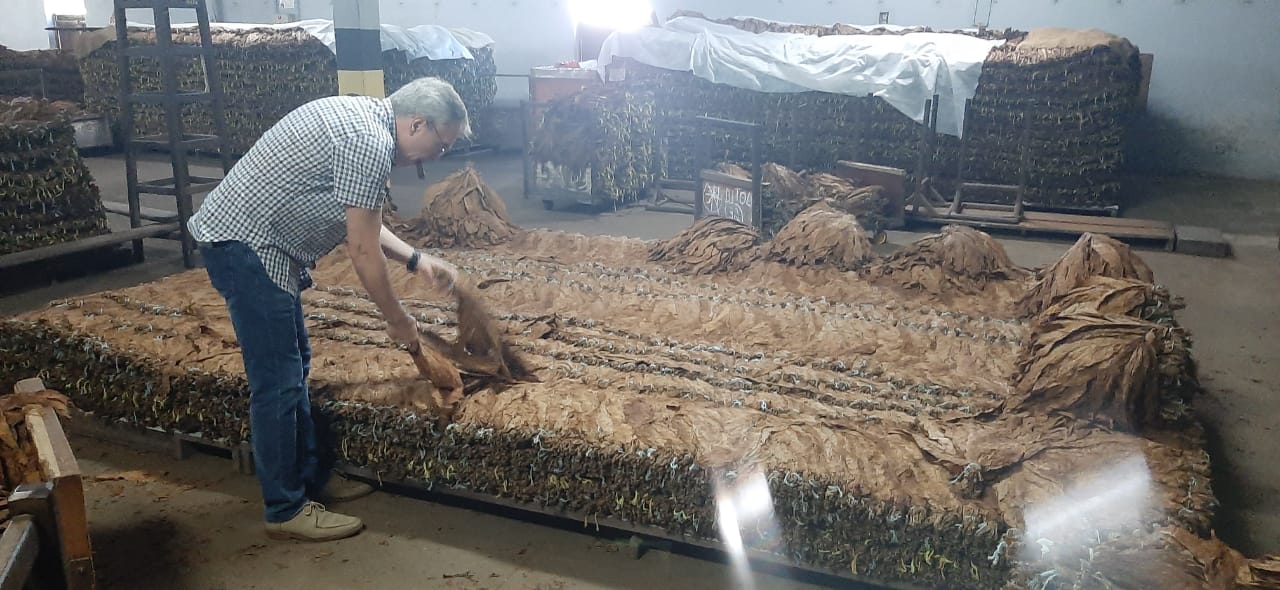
[597,16,1005,136]
[123,19,485,61]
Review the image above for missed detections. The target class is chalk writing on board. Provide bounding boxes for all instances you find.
[700,178,755,227]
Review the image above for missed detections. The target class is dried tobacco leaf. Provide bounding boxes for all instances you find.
[764,202,873,271]
[1018,232,1155,316]
[393,165,519,249]
[869,226,1026,294]
[648,217,761,274]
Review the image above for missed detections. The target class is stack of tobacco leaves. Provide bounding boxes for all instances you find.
[531,85,659,207]
[1017,232,1155,316]
[807,173,889,230]
[763,202,872,271]
[391,165,519,249]
[617,18,1141,211]
[79,28,497,154]
[0,44,84,103]
[668,10,1018,41]
[715,162,888,237]
[0,97,109,255]
[1012,237,1197,429]
[869,225,1027,295]
[648,217,760,274]
[0,222,1267,589]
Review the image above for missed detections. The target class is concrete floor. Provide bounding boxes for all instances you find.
[2,150,1278,589]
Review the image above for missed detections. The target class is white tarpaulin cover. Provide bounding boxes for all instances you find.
[123,19,487,61]
[597,16,1005,136]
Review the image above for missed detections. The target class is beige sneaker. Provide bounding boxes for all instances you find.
[265,502,364,542]
[318,472,375,503]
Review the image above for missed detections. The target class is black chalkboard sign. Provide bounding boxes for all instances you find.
[696,170,762,229]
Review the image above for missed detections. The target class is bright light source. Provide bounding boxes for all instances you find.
[43,0,86,17]
[567,0,652,31]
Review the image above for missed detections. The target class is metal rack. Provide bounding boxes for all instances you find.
[113,0,232,268]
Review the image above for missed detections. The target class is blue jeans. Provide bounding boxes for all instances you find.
[200,240,328,523]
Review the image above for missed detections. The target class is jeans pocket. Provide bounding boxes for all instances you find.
[201,243,239,299]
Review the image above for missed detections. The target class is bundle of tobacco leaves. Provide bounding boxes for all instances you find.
[0,97,109,255]
[869,225,1026,294]
[392,165,519,249]
[1018,232,1155,316]
[763,202,873,271]
[648,217,760,274]
[1009,312,1162,430]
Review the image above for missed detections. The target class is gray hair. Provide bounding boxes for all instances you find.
[388,77,472,138]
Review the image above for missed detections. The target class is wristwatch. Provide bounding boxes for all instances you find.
[406,249,422,273]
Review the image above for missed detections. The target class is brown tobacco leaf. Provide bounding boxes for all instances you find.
[1009,312,1161,431]
[1018,232,1155,316]
[648,217,761,275]
[392,165,520,249]
[764,202,873,271]
[869,225,1027,294]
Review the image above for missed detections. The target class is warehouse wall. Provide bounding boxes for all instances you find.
[71,0,1280,180]
[1,0,52,51]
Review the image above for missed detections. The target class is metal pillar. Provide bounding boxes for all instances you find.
[334,0,384,98]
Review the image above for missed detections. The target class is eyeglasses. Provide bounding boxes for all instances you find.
[428,122,453,156]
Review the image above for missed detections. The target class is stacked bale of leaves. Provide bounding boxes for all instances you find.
[617,20,1141,211]
[669,10,1017,40]
[0,44,84,103]
[0,98,108,255]
[531,85,658,207]
[959,29,1143,210]
[79,27,497,154]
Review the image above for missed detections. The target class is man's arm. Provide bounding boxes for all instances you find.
[347,207,416,344]
[379,224,459,292]
[379,224,415,264]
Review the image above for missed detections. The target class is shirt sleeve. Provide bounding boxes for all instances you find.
[332,134,394,210]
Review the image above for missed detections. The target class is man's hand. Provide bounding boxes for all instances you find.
[415,254,458,293]
[385,307,419,347]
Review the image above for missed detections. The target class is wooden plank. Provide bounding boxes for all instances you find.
[960,182,1020,193]
[0,223,179,269]
[1023,211,1171,231]
[101,201,179,223]
[25,407,94,590]
[0,516,39,590]
[908,211,1174,243]
[1018,217,1173,240]
[12,379,44,395]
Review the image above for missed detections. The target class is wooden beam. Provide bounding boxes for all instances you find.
[25,407,94,590]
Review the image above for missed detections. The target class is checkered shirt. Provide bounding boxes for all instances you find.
[188,95,397,296]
